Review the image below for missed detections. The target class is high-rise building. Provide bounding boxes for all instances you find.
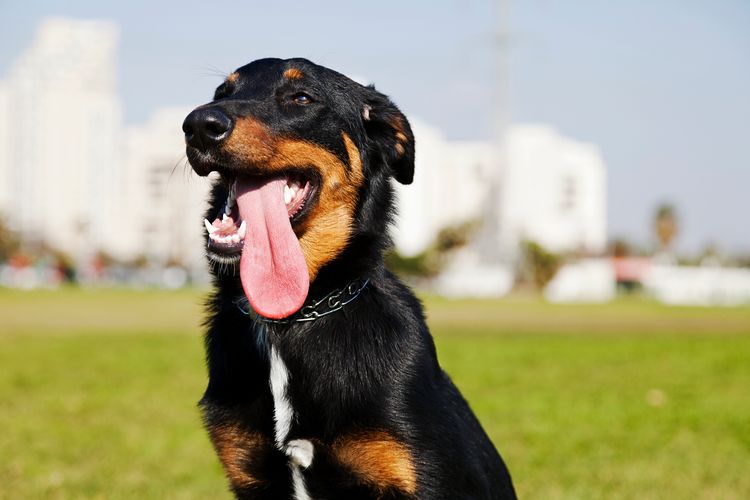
[0,18,211,277]
[0,18,122,258]
[0,82,10,214]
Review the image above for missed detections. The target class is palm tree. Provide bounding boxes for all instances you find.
[654,204,678,251]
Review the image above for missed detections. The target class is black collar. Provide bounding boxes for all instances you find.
[233,278,370,324]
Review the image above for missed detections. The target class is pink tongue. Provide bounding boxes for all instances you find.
[235,177,310,319]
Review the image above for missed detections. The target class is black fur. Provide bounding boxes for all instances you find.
[185,58,516,499]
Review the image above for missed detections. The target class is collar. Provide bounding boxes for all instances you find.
[233,278,370,324]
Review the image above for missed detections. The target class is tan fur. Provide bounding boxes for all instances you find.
[224,117,275,164]
[207,424,268,489]
[391,116,407,136]
[222,123,364,280]
[283,68,304,80]
[391,117,410,158]
[333,431,417,494]
[275,133,363,279]
[226,72,239,83]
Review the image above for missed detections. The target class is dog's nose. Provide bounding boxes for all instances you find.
[182,108,234,150]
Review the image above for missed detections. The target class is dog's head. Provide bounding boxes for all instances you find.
[183,58,414,319]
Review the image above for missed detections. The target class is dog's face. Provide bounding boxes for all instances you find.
[183,58,414,319]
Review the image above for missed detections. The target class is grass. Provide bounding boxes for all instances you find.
[1,287,749,499]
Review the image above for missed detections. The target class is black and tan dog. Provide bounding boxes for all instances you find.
[183,58,516,499]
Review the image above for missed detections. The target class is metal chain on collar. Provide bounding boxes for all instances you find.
[234,278,370,324]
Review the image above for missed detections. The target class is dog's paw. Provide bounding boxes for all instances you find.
[285,439,314,468]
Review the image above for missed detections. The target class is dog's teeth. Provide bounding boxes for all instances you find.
[284,185,293,204]
[231,234,240,244]
[238,220,247,239]
[224,204,231,216]
[222,213,229,222]
[204,219,217,234]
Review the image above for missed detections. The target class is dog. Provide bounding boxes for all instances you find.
[183,57,516,499]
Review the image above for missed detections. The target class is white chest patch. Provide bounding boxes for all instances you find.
[286,439,315,468]
[269,346,294,448]
[268,346,314,499]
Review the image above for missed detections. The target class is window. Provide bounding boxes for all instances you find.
[560,175,576,212]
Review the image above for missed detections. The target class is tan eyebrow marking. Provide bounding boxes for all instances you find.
[283,68,304,80]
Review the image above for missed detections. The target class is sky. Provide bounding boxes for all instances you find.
[1,0,748,254]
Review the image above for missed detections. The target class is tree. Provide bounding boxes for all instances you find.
[0,214,20,261]
[611,238,631,258]
[654,203,678,251]
[521,240,561,289]
[385,219,479,279]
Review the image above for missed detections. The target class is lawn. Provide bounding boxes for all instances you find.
[1,288,749,499]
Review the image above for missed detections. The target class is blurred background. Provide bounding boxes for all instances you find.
[0,1,748,498]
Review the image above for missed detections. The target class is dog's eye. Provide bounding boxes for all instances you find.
[292,92,313,105]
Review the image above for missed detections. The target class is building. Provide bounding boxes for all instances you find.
[119,108,212,272]
[0,18,122,259]
[499,125,607,256]
[393,122,607,259]
[0,82,10,213]
[0,17,607,290]
[392,118,497,256]
[0,18,210,276]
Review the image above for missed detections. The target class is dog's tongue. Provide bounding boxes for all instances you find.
[236,176,309,319]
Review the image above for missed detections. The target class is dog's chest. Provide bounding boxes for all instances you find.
[206,326,420,497]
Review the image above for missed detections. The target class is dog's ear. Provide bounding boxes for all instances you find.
[362,90,415,185]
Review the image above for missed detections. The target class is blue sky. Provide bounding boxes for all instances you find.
[1,0,748,254]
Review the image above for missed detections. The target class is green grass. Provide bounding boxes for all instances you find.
[1,288,749,499]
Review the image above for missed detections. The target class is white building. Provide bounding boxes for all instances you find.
[0,82,10,214]
[0,18,123,258]
[0,18,210,276]
[120,108,212,271]
[392,118,497,256]
[499,125,607,255]
[393,122,607,260]
[645,265,750,307]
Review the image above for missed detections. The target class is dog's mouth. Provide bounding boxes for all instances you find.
[204,172,314,256]
[205,171,316,319]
